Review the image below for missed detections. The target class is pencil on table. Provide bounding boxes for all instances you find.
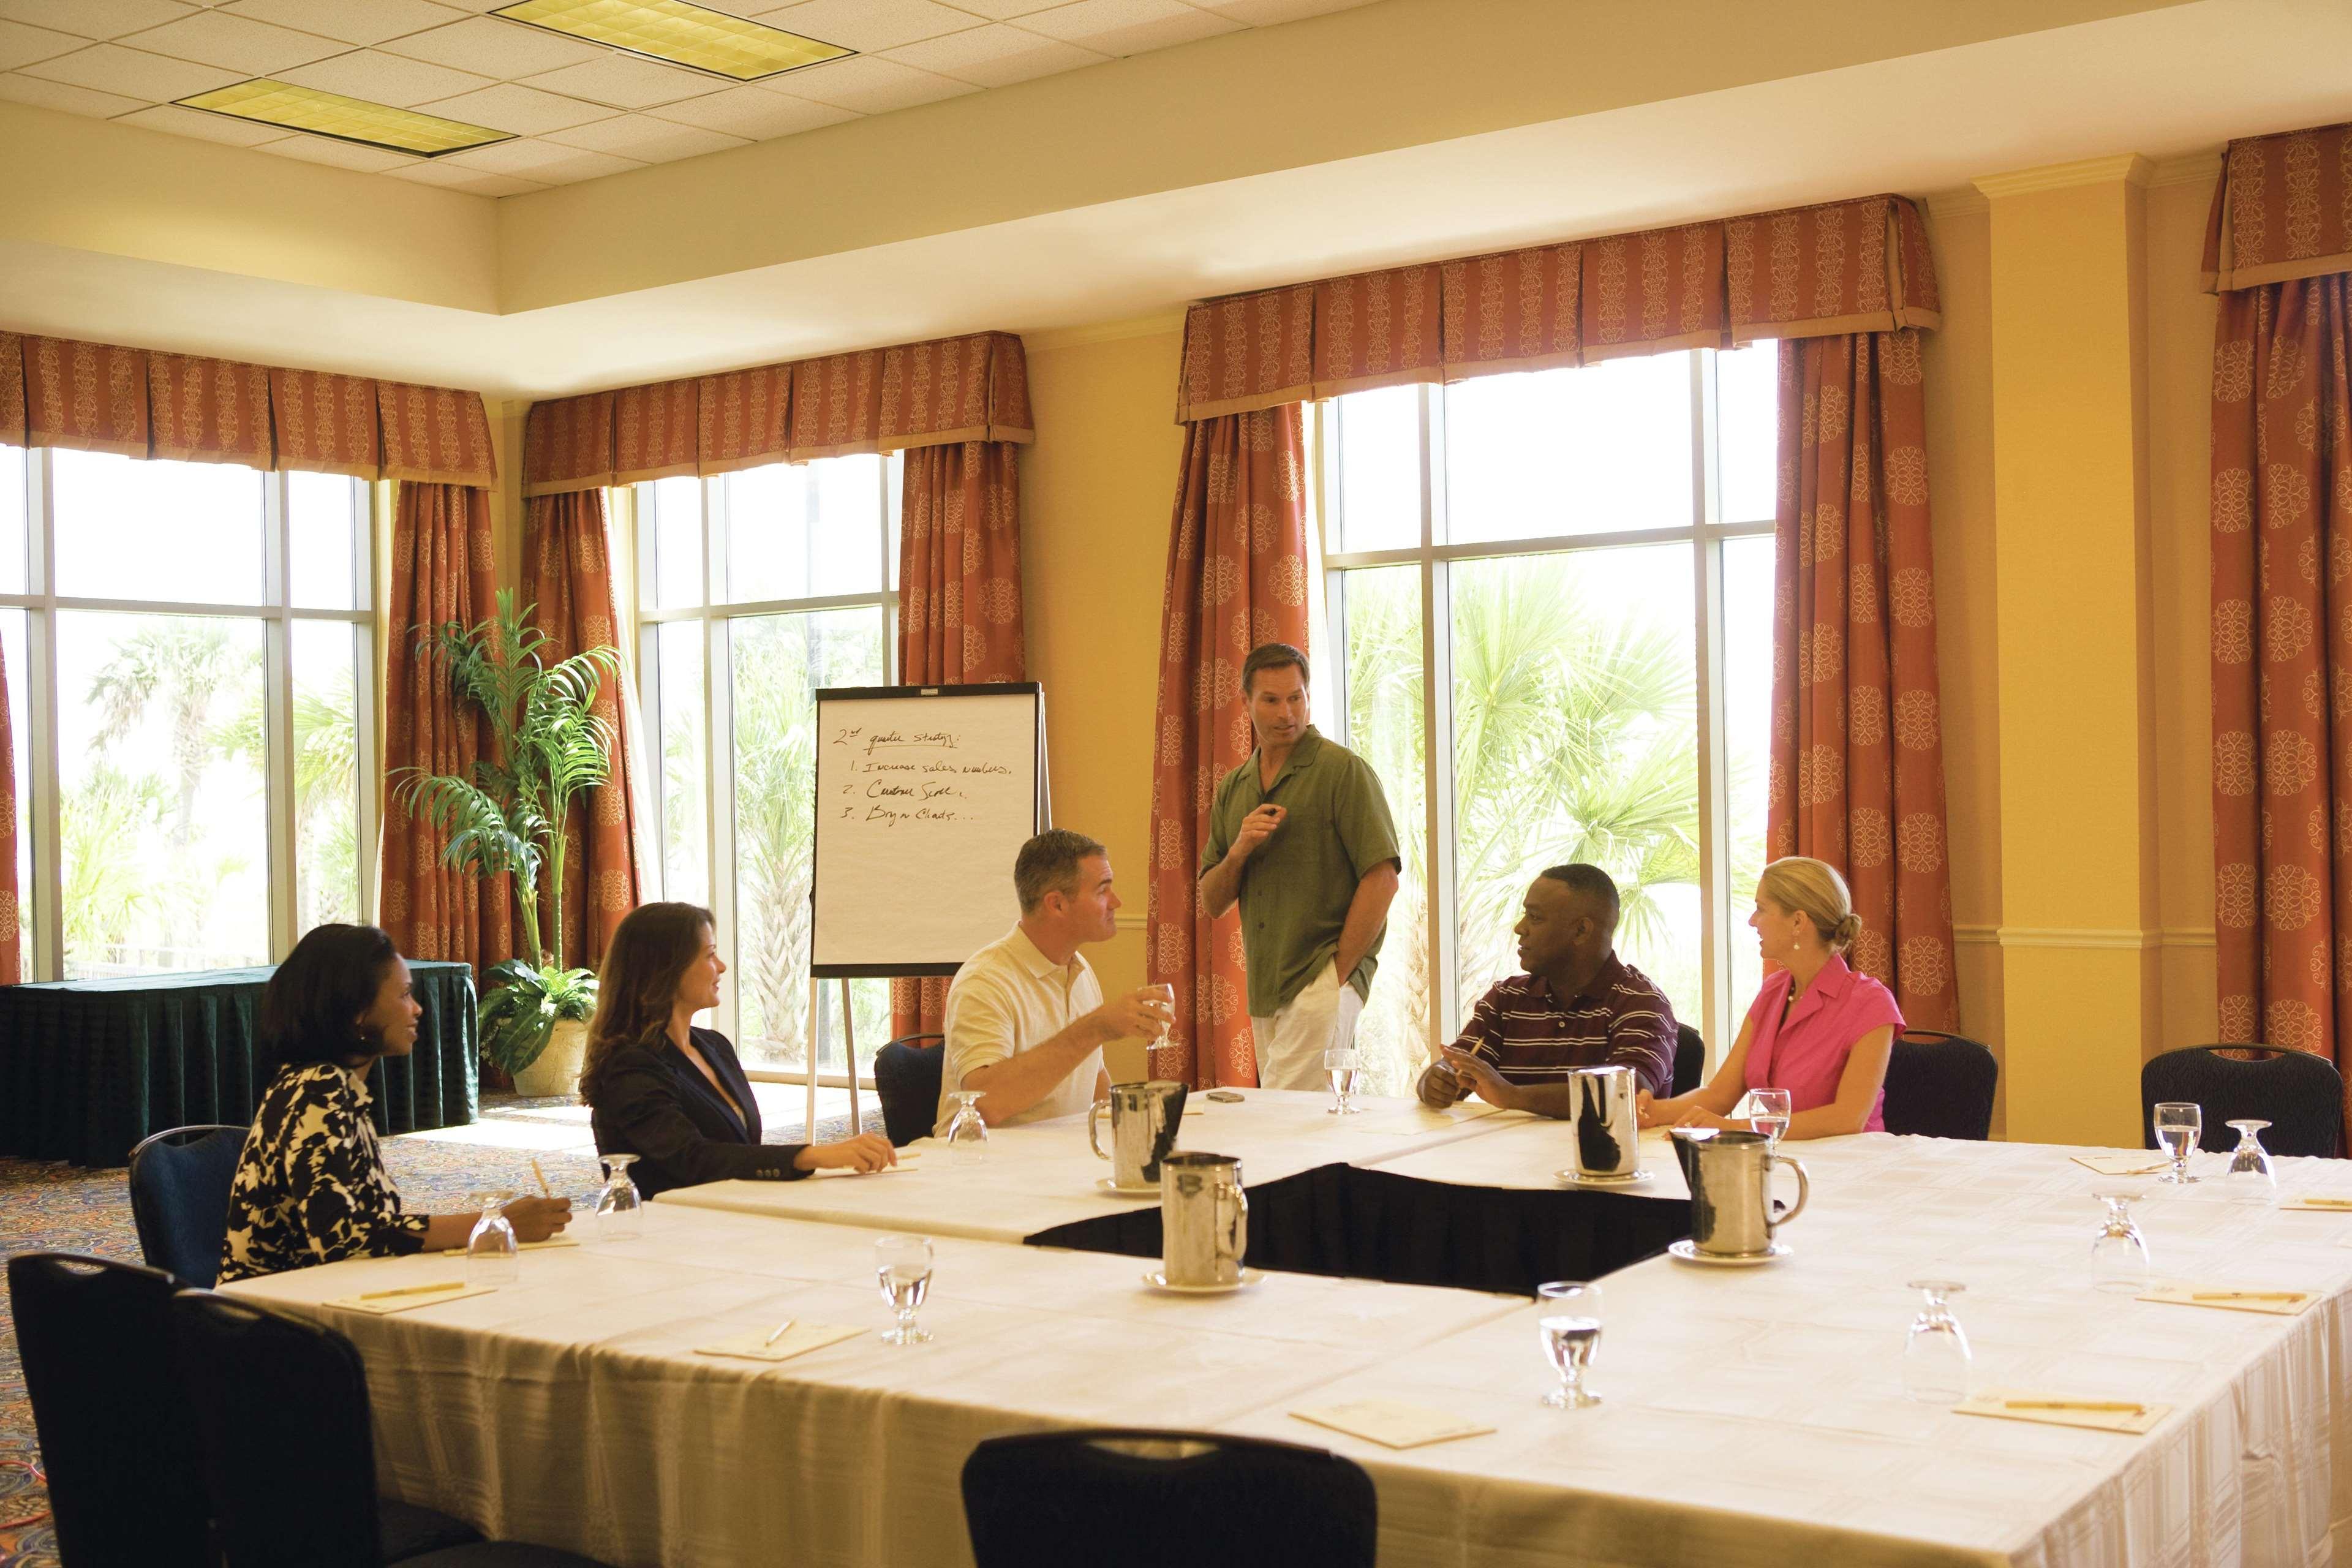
[359,1281,465,1300]
[2003,1400,2145,1414]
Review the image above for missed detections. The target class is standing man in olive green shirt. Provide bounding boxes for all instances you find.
[1198,643,1401,1090]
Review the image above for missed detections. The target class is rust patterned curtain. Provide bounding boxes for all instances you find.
[524,489,645,970]
[1144,407,1311,1088]
[1767,330,1958,1027]
[378,481,514,974]
[2210,275,2352,1088]
[888,440,1025,1038]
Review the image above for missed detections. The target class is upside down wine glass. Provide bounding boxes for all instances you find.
[464,1189,519,1288]
[944,1091,989,1166]
[1901,1280,1972,1403]
[594,1152,643,1242]
[2221,1119,2277,1203]
[2088,1188,2152,1294]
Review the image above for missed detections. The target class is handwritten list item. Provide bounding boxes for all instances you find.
[811,690,1043,973]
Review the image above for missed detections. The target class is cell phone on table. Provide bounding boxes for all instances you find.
[1204,1090,1243,1102]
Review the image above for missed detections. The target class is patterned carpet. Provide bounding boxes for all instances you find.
[0,1090,855,1568]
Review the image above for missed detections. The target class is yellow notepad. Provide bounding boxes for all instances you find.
[325,1283,496,1315]
[2136,1283,2316,1316]
[1955,1389,2167,1434]
[694,1322,865,1363]
[1290,1400,1496,1449]
[439,1235,581,1256]
[2070,1153,2173,1177]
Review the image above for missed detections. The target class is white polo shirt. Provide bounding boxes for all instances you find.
[933,923,1106,1136]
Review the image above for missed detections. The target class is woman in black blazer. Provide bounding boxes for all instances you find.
[581,902,895,1199]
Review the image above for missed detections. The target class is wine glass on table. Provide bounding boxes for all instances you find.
[593,1153,642,1242]
[2152,1101,2202,1184]
[944,1091,989,1166]
[1535,1281,1602,1409]
[1746,1088,1793,1155]
[1901,1279,1972,1403]
[2087,1188,2152,1294]
[1325,1047,1362,1115]
[464,1189,519,1288]
[876,1234,934,1346]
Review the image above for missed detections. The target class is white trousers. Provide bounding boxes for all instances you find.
[1248,963,1366,1091]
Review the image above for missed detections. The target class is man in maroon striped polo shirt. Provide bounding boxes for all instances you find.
[1416,864,1677,1112]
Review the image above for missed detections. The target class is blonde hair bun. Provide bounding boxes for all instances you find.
[1757,857,1860,954]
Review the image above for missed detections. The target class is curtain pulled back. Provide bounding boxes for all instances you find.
[1144,407,1312,1088]
[523,489,646,970]
[889,441,1026,1038]
[1767,331,1958,1028]
[378,481,514,976]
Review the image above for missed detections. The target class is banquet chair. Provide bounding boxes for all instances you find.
[169,1289,612,1567]
[7,1252,213,1567]
[2140,1045,2344,1158]
[962,1428,1376,1568]
[1882,1032,2000,1140]
[875,1032,946,1146]
[128,1121,247,1287]
[1672,1025,1705,1096]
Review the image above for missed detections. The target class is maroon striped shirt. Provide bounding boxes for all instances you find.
[1457,956,1676,1097]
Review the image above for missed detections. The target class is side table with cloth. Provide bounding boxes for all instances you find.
[0,961,478,1166]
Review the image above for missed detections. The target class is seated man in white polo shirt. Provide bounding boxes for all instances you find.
[933,829,1172,1133]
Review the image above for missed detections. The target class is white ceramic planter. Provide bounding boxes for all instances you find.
[511,1017,589,1098]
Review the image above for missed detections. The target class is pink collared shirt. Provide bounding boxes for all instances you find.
[1741,954,1903,1132]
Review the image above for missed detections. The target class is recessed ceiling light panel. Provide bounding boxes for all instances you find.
[174,79,513,157]
[493,0,853,81]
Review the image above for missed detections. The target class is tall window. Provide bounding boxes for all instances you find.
[1319,344,1778,1094]
[635,453,902,1084]
[0,446,375,980]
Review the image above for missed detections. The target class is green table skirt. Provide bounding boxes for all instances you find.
[0,960,478,1167]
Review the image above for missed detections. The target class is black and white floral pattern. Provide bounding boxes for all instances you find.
[219,1064,428,1283]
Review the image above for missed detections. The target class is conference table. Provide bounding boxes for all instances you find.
[221,1090,2352,1568]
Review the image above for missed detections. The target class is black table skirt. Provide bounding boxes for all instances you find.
[0,960,478,1167]
[1027,1163,1691,1297]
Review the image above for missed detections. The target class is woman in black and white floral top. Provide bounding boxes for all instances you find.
[219,924,571,1283]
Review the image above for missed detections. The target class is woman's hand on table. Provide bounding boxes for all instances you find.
[1669,1106,1744,1132]
[503,1196,573,1242]
[794,1133,899,1174]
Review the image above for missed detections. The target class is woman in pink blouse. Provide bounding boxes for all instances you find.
[1638,857,1902,1139]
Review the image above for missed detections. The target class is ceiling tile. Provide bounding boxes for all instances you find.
[116,99,289,143]
[543,112,746,160]
[21,41,242,98]
[387,159,546,195]
[0,70,148,116]
[0,17,83,69]
[935,0,1072,17]
[417,81,614,134]
[279,45,493,104]
[381,13,606,76]
[443,136,639,180]
[1017,0,1238,55]
[1200,0,1373,21]
[260,131,420,170]
[219,0,469,47]
[521,52,717,108]
[774,53,972,113]
[756,0,979,53]
[644,81,854,138]
[0,0,194,40]
[116,9,345,72]
[880,21,1102,88]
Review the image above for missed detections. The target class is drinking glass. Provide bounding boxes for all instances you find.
[1746,1088,1793,1153]
[1901,1280,1972,1403]
[2088,1188,2152,1294]
[2221,1118,2277,1202]
[464,1189,519,1288]
[2152,1101,2202,1184]
[1535,1280,1602,1409]
[944,1091,989,1166]
[875,1234,934,1346]
[593,1153,643,1242]
[1325,1047,1363,1115]
[1145,983,1176,1038]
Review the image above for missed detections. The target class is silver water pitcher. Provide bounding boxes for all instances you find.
[1160,1152,1248,1286]
[1670,1128,1810,1257]
[1088,1079,1188,1188]
[1568,1064,1642,1178]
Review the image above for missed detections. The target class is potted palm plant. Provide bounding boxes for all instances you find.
[393,589,624,1096]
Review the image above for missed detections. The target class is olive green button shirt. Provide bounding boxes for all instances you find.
[1200,726,1401,1017]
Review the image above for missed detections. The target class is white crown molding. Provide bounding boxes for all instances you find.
[1114,913,1148,931]
[1923,186,1989,219]
[1025,313,1187,352]
[1973,153,2152,199]
[2147,150,2222,189]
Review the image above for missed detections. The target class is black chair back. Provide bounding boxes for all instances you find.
[2141,1045,2345,1158]
[1671,1025,1704,1097]
[962,1428,1376,1568]
[1882,1031,2000,1140]
[128,1122,249,1287]
[875,1033,946,1147]
[6,1252,212,1568]
[170,1289,386,1568]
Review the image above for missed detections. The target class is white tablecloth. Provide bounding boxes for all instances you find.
[221,1120,2352,1568]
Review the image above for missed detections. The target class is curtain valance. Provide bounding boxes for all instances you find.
[2203,119,2352,292]
[0,331,495,485]
[524,330,1035,497]
[1174,195,1940,421]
